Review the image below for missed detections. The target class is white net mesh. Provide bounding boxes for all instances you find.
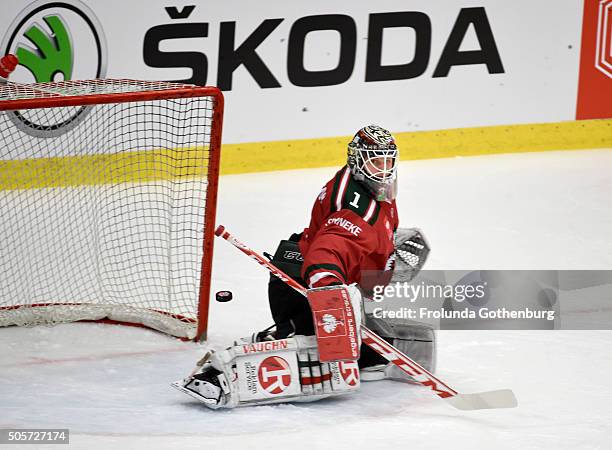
[0,79,191,101]
[0,79,221,339]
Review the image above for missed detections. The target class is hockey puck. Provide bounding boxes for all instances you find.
[215,290,233,302]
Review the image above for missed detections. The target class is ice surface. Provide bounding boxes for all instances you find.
[1,149,611,449]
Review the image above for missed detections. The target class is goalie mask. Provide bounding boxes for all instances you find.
[347,125,398,202]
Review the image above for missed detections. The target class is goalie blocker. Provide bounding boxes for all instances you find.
[307,284,362,362]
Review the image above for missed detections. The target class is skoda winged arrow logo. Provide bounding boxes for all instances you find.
[16,14,74,83]
[2,0,107,137]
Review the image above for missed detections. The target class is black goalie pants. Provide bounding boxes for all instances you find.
[267,233,314,338]
[267,234,387,369]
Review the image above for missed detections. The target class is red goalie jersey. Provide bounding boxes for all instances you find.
[299,165,398,292]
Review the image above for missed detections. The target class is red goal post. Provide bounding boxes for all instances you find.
[0,79,224,341]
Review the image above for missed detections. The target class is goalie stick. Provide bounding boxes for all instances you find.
[214,225,517,411]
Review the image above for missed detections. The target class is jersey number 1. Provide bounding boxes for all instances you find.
[349,192,361,208]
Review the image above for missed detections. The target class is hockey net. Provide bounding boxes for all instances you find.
[0,79,223,340]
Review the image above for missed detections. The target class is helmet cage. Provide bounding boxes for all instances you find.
[349,145,398,184]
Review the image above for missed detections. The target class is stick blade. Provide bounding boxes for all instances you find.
[444,389,517,411]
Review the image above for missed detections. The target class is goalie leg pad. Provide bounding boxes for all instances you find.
[361,315,436,382]
[173,335,360,409]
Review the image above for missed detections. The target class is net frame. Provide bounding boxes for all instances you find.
[0,79,224,341]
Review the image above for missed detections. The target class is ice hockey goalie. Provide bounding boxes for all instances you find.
[173,125,435,409]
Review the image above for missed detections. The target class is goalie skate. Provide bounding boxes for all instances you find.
[171,369,225,409]
[171,376,224,408]
[171,351,231,409]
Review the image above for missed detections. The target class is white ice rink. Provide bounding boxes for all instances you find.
[2,149,612,449]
